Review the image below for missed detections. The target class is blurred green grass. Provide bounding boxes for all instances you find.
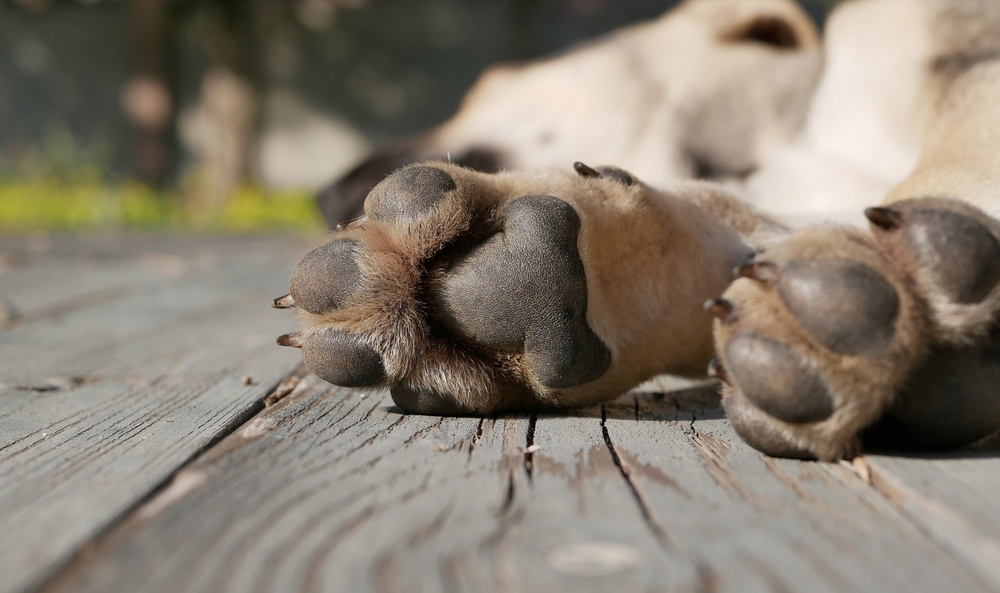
[0,178,325,234]
[0,128,326,234]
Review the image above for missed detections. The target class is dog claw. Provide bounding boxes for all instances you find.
[573,161,600,178]
[272,294,296,309]
[704,298,735,320]
[707,356,728,383]
[277,332,304,348]
[735,261,779,283]
[336,215,368,230]
[865,207,904,231]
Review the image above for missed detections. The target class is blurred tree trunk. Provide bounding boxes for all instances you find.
[186,0,271,208]
[123,0,174,186]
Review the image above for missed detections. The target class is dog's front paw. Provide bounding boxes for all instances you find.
[276,162,752,415]
[712,198,1000,459]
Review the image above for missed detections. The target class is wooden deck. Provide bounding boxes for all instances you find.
[3,233,1000,593]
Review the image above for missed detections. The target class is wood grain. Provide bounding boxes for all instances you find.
[0,234,311,593]
[36,376,1000,593]
[6,235,1000,593]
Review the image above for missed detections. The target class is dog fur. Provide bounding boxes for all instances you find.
[279,0,1000,460]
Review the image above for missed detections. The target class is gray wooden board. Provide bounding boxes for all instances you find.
[603,388,999,592]
[34,377,1000,593]
[7,234,1000,593]
[863,451,1000,586]
[0,234,313,593]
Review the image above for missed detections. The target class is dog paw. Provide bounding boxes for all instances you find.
[711,198,1000,459]
[276,162,754,415]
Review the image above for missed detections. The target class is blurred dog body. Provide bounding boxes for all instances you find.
[288,0,1000,458]
[319,0,822,224]
[320,0,1000,227]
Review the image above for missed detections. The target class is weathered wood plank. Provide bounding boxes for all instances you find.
[0,234,311,593]
[37,373,701,593]
[602,384,1000,593]
[861,450,1000,586]
[34,374,1000,593]
[9,234,1000,593]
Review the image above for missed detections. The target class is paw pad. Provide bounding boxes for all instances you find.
[276,163,620,414]
[776,259,899,356]
[301,330,386,388]
[290,239,363,315]
[723,387,814,459]
[366,165,457,221]
[872,337,1000,449]
[870,202,1000,304]
[711,227,921,459]
[725,334,835,424]
[433,195,611,388]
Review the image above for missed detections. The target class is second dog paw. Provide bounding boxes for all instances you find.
[712,198,1000,459]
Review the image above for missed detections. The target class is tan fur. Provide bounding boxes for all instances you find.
[299,163,768,413]
[715,227,932,460]
[283,0,1000,458]
[712,0,1000,458]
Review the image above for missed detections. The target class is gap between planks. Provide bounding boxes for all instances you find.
[32,372,1000,593]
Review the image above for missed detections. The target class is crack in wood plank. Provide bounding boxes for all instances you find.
[403,417,446,446]
[687,424,777,512]
[460,418,486,459]
[600,405,672,549]
[348,413,406,456]
[523,414,537,480]
[497,471,517,518]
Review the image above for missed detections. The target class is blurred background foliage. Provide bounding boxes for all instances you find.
[0,0,829,233]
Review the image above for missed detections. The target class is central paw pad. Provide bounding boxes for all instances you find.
[432,195,610,388]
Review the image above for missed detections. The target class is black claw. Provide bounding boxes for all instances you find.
[707,356,729,383]
[277,332,304,348]
[272,294,296,309]
[597,166,634,186]
[735,262,779,283]
[865,207,904,231]
[573,161,600,178]
[704,298,735,321]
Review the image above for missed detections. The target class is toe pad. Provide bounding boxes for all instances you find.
[366,166,457,222]
[777,260,899,357]
[725,333,835,424]
[291,240,363,315]
[302,330,386,387]
[905,207,1000,304]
